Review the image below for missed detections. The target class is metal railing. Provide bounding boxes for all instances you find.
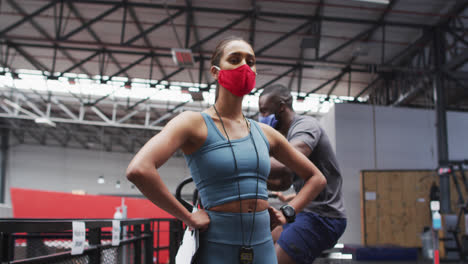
[0,218,183,264]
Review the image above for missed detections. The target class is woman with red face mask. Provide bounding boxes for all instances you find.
[126,36,326,264]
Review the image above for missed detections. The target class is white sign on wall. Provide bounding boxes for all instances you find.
[112,220,121,246]
[71,221,86,255]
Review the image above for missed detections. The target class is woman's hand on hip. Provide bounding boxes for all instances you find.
[188,209,210,232]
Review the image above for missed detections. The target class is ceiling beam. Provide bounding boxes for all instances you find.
[6,1,93,77]
[0,0,59,37]
[353,76,383,100]
[443,48,468,71]
[123,9,185,46]
[7,42,51,72]
[305,70,347,96]
[252,66,298,94]
[255,20,311,56]
[319,0,397,61]
[2,40,379,72]
[190,12,251,51]
[108,53,151,80]
[63,0,433,29]
[128,6,168,77]
[60,3,124,41]
[372,0,468,106]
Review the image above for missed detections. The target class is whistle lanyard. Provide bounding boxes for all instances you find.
[213,105,260,248]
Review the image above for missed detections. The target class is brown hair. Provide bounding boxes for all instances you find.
[210,36,252,101]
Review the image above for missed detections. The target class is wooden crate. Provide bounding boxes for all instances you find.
[361,170,468,247]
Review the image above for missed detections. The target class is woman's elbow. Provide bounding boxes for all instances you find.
[126,164,148,183]
[316,173,327,190]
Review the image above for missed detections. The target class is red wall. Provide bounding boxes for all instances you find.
[10,188,175,263]
[10,187,173,219]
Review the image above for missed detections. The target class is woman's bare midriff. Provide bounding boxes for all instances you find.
[209,199,269,213]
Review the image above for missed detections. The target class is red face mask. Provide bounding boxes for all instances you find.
[214,64,256,97]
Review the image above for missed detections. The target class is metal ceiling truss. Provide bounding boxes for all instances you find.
[16,0,454,30]
[2,118,151,153]
[0,84,218,130]
[0,0,445,76]
[365,0,468,109]
[0,0,467,152]
[323,0,397,99]
[0,85,194,152]
[253,0,401,98]
[0,81,266,152]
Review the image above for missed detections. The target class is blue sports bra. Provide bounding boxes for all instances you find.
[184,112,271,209]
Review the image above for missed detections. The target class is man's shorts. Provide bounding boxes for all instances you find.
[277,211,347,264]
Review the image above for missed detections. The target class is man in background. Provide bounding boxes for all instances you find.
[259,84,347,264]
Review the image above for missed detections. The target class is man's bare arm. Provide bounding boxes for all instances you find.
[267,140,313,191]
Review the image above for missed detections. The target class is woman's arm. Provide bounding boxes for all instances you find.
[268,137,314,191]
[267,158,294,191]
[126,111,209,230]
[261,124,327,213]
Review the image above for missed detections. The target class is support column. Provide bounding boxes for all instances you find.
[433,27,450,213]
[0,127,9,204]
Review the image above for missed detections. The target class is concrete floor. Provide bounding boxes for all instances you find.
[314,259,439,264]
[314,257,468,264]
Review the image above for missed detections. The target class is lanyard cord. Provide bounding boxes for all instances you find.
[247,127,260,246]
[213,105,260,247]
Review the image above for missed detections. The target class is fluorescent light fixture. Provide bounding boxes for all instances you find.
[115,180,121,189]
[97,175,105,184]
[351,0,389,4]
[34,117,56,127]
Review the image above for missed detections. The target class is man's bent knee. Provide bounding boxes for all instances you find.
[275,243,296,264]
[272,226,283,243]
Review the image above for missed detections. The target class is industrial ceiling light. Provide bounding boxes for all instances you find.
[97,175,105,184]
[115,180,121,189]
[34,117,57,127]
[351,0,389,4]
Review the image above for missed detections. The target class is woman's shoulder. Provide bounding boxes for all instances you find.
[257,122,276,135]
[165,110,206,132]
[177,110,205,120]
[256,122,281,144]
[170,111,209,153]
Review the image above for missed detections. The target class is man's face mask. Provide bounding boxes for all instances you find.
[258,100,284,129]
[259,114,278,128]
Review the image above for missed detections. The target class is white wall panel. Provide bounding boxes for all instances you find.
[5,144,189,205]
[331,104,468,244]
[332,103,376,244]
[374,106,437,169]
[319,106,336,153]
[447,111,468,161]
